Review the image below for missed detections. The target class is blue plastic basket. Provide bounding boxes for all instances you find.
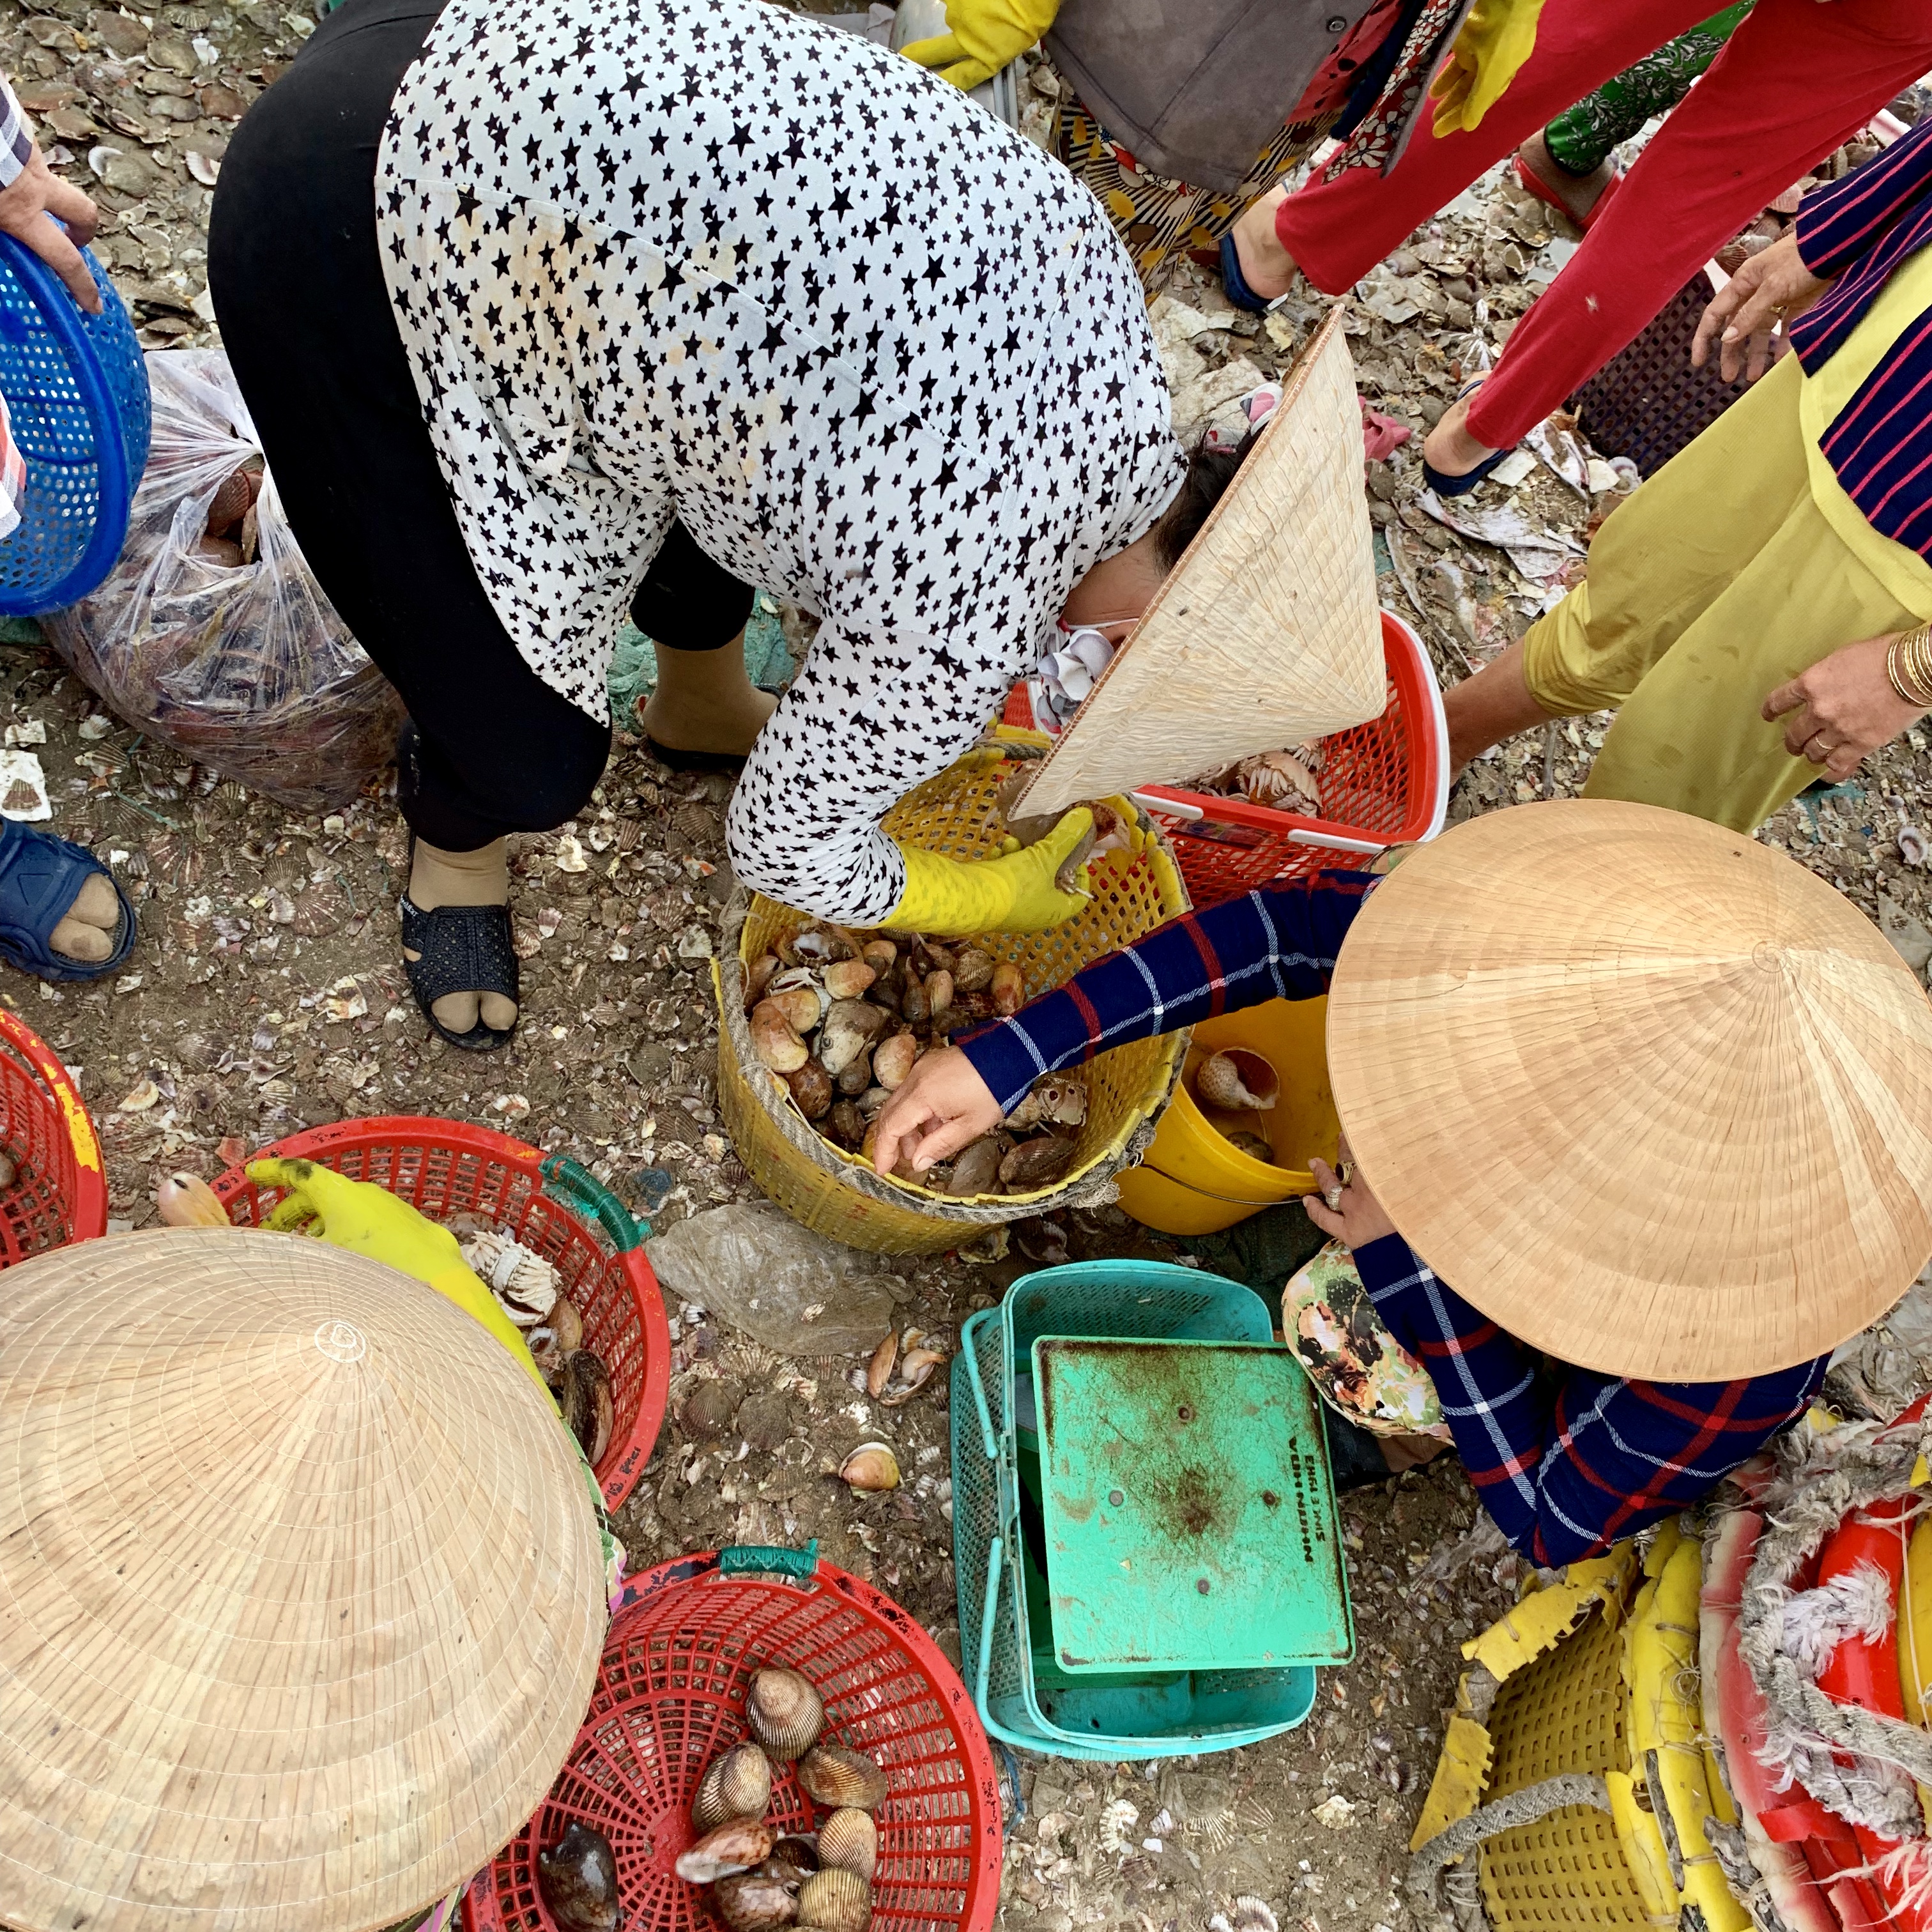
[951,1260,1347,1760]
[0,229,150,615]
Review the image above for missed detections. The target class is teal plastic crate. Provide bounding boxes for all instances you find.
[951,1260,1349,1759]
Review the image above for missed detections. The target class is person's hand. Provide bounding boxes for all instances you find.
[0,139,102,314]
[871,1045,1004,1176]
[1301,1139,1399,1251]
[1761,633,1928,782]
[899,0,1059,90]
[885,806,1094,934]
[1690,232,1831,384]
[247,1156,546,1386]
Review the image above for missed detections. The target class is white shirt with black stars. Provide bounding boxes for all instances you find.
[376,0,1183,924]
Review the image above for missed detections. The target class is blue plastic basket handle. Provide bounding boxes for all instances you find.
[719,1540,820,1583]
[960,1307,1002,1462]
[974,1536,1004,1713]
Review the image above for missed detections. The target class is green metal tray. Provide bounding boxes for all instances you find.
[1034,1335,1352,1675]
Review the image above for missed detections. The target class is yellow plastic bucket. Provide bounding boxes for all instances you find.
[1115,997,1339,1236]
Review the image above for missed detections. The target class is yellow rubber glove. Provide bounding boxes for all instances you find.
[248,1156,548,1392]
[1429,0,1547,136]
[883,807,1094,934]
[899,0,1059,90]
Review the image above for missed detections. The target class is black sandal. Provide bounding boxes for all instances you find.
[400,893,520,1052]
[641,732,751,775]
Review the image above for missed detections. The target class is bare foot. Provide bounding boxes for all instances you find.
[1227,185,1298,304]
[49,870,119,963]
[1421,385,1498,484]
[405,838,517,1034]
[1517,130,1617,228]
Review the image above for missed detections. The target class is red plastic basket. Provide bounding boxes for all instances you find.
[0,1009,105,1264]
[462,1545,1003,1932]
[211,1114,670,1510]
[1008,610,1448,908]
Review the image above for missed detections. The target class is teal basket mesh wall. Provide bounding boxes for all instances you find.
[951,1260,1333,1760]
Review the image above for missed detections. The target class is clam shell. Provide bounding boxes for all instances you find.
[796,1744,890,1813]
[942,1137,1004,1199]
[751,1000,809,1074]
[798,1867,872,1932]
[838,1445,899,1493]
[822,960,876,1001]
[923,969,953,1021]
[714,1873,800,1932]
[746,953,781,1007]
[871,1033,919,1090]
[818,1000,889,1078]
[1194,1049,1279,1112]
[556,1350,615,1466]
[826,1100,866,1150]
[760,1837,822,1886]
[157,1170,227,1228]
[816,1809,878,1883]
[746,1667,824,1761]
[991,961,1024,1016]
[865,1331,898,1400]
[998,1135,1076,1192]
[767,982,826,1034]
[786,1059,834,1121]
[538,1820,621,1932]
[953,948,993,993]
[675,1818,775,1885]
[692,1740,772,1829]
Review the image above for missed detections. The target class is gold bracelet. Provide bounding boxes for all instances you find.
[1889,627,1932,709]
[1910,624,1932,706]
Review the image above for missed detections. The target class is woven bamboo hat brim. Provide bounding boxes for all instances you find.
[1007,304,1386,818]
[1327,800,1932,1381]
[0,1227,606,1932]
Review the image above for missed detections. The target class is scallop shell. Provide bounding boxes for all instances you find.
[675,1818,775,1885]
[816,1809,878,1883]
[746,1667,824,1761]
[796,1744,890,1813]
[1194,1048,1280,1112]
[714,1873,800,1932]
[952,947,993,993]
[797,1867,871,1932]
[693,1740,772,1829]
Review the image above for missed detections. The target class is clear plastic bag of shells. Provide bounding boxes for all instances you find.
[41,349,404,813]
[710,749,1193,1254]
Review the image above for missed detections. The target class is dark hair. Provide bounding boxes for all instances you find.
[1149,427,1263,571]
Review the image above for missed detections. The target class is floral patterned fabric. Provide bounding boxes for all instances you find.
[1283,1238,1451,1439]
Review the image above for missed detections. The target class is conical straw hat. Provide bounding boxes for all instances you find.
[1327,800,1932,1380]
[0,1227,606,1932]
[1008,304,1386,818]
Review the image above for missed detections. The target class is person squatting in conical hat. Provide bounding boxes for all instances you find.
[870,802,1932,1567]
[205,0,1275,1057]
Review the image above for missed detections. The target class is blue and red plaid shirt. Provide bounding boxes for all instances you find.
[960,873,1829,1565]
[1793,114,1932,562]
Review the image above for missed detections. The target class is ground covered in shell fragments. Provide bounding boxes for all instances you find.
[6,0,1932,1926]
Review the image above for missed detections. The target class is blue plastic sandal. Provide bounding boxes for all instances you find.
[1421,378,1514,498]
[0,815,135,982]
[1219,229,1275,315]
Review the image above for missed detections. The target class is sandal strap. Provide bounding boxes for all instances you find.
[399,895,519,1038]
[0,817,135,983]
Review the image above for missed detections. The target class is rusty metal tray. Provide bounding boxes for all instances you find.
[1032,1337,1353,1675]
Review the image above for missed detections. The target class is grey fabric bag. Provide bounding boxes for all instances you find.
[1044,0,1383,192]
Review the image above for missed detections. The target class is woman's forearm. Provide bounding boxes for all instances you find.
[957,869,1374,1114]
[1353,1234,1827,1565]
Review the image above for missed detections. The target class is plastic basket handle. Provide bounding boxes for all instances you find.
[719,1540,820,1583]
[974,1535,1004,1713]
[539,1153,647,1248]
[960,1308,1001,1462]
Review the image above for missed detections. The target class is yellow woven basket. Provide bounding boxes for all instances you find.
[712,747,1191,1255]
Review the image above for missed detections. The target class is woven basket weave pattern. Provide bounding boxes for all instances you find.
[716,754,1190,1254]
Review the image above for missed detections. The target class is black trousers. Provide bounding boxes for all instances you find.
[206,0,753,850]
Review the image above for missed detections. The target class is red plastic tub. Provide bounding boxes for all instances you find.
[463,1545,1003,1932]
[1009,609,1449,908]
[212,1114,670,1510]
[0,1009,106,1264]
